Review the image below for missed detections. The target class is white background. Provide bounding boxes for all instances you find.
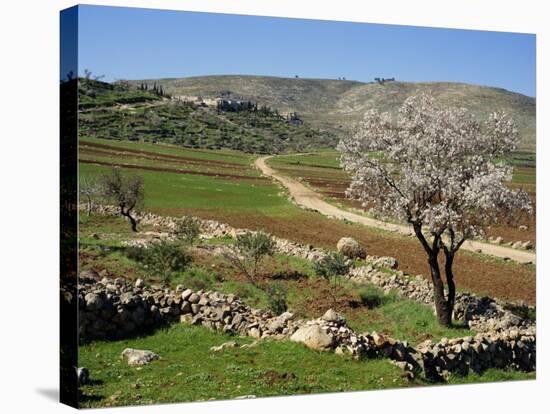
[0,0,548,412]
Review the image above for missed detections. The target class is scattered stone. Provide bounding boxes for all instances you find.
[210,341,238,352]
[522,241,533,250]
[121,348,160,366]
[512,241,523,249]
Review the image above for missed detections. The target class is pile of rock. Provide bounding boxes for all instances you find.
[415,330,536,380]
[291,309,375,357]
[454,294,535,334]
[78,205,536,379]
[79,273,302,342]
[79,274,168,341]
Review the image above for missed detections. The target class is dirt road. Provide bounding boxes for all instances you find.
[255,156,536,264]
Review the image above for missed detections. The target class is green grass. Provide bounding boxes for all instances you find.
[78,323,412,407]
[348,284,472,345]
[78,214,474,346]
[78,79,338,153]
[77,216,535,408]
[447,368,535,384]
[79,163,294,216]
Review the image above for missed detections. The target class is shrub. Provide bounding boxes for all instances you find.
[173,267,219,291]
[265,283,288,315]
[124,245,147,262]
[314,252,351,307]
[357,284,397,308]
[99,168,144,232]
[314,252,351,279]
[141,240,193,286]
[224,230,276,286]
[174,216,201,245]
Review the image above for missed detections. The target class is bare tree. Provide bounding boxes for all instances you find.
[99,168,144,232]
[79,176,100,216]
[338,94,531,326]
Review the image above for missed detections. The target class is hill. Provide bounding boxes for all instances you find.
[78,78,338,154]
[129,75,536,150]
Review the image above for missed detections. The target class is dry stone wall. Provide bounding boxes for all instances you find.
[78,205,536,379]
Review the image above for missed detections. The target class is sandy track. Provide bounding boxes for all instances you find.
[255,156,535,264]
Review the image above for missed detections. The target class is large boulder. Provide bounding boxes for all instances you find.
[290,324,333,351]
[321,309,345,324]
[336,237,366,259]
[121,348,160,366]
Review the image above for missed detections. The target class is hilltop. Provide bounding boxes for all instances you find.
[77,78,338,154]
[129,75,536,150]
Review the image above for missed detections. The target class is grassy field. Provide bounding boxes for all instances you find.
[79,214,474,346]
[78,324,411,407]
[78,138,535,304]
[78,322,534,408]
[77,214,534,407]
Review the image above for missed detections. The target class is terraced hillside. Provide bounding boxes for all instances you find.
[79,138,535,303]
[78,78,337,153]
[129,75,536,150]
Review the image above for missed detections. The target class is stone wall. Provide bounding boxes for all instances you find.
[76,274,535,380]
[78,205,536,380]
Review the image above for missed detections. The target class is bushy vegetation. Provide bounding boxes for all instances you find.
[314,252,351,307]
[224,231,276,286]
[78,79,338,153]
[78,78,160,109]
[265,282,288,315]
[135,241,193,286]
[174,216,201,245]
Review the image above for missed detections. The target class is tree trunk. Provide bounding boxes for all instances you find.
[120,206,138,232]
[444,252,456,324]
[127,214,138,232]
[429,254,452,327]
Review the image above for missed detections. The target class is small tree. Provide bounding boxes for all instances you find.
[79,176,100,216]
[338,94,531,326]
[174,216,201,245]
[141,240,193,286]
[100,168,144,232]
[314,252,351,307]
[223,230,276,287]
[265,282,288,315]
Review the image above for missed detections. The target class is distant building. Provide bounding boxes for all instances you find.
[374,77,396,84]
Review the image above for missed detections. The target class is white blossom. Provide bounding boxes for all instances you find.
[337,94,532,251]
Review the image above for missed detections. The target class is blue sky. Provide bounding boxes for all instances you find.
[71,5,536,96]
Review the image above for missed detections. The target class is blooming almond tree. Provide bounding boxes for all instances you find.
[337,94,531,326]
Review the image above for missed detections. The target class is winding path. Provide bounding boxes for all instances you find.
[255,155,536,264]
